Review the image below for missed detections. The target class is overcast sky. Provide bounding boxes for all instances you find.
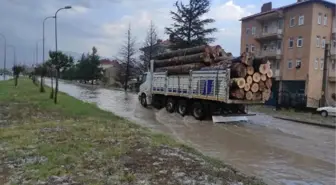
[0,0,293,67]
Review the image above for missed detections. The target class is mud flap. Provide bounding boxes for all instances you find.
[212,115,248,123]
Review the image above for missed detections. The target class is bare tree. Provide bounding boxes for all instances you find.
[119,24,137,91]
[140,21,158,71]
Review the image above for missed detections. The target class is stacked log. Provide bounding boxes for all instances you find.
[153,45,272,101]
[227,53,273,101]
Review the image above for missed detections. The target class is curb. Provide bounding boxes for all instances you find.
[273,116,336,129]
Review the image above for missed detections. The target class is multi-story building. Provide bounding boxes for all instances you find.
[240,0,336,108]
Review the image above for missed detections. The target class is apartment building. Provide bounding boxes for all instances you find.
[240,0,336,108]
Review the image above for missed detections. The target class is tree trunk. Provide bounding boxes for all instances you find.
[231,78,246,89]
[154,52,211,68]
[259,81,266,92]
[230,63,247,78]
[154,45,211,60]
[262,90,271,101]
[251,83,259,93]
[260,74,267,81]
[245,91,253,100]
[265,78,272,89]
[14,75,18,86]
[252,72,261,82]
[230,88,245,99]
[244,83,251,91]
[155,63,205,74]
[252,92,262,100]
[40,75,45,93]
[258,64,269,74]
[50,73,54,99]
[267,69,273,78]
[54,69,59,104]
[247,66,254,75]
[253,58,267,72]
[240,52,254,66]
[246,75,253,85]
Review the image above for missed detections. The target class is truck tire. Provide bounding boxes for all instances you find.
[191,102,205,120]
[165,98,175,113]
[177,100,188,116]
[140,94,147,107]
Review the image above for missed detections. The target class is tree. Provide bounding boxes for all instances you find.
[12,65,25,86]
[140,21,159,71]
[49,51,74,104]
[45,60,55,99]
[88,47,103,84]
[33,63,48,92]
[119,24,137,91]
[165,0,217,49]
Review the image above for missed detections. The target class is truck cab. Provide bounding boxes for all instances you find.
[138,72,152,107]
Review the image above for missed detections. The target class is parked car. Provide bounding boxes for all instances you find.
[316,106,336,117]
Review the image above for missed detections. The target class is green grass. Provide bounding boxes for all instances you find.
[0,78,265,185]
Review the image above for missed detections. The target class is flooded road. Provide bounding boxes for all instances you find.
[45,79,335,185]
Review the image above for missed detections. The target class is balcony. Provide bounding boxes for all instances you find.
[255,49,282,59]
[255,29,283,41]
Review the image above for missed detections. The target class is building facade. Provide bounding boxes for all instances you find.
[240,0,336,108]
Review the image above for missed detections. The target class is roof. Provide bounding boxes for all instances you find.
[100,59,120,67]
[240,0,335,21]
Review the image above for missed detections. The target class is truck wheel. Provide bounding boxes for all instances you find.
[140,94,147,107]
[177,100,188,116]
[165,98,175,113]
[192,102,205,120]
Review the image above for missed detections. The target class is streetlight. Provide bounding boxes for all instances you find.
[36,39,43,64]
[55,6,71,59]
[43,16,55,64]
[0,33,6,80]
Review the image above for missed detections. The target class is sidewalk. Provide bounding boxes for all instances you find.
[249,105,336,129]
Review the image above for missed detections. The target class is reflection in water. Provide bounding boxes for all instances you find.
[44,79,336,185]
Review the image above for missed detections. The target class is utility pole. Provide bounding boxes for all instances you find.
[321,43,329,107]
[0,33,6,80]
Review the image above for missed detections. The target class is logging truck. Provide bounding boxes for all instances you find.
[138,60,265,120]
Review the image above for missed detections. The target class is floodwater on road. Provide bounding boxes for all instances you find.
[44,79,336,185]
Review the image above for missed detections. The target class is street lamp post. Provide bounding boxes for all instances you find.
[43,16,55,64]
[36,39,42,64]
[54,6,71,103]
[0,33,6,80]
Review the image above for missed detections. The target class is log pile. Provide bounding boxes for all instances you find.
[153,45,272,101]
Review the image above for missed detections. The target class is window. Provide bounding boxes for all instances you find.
[318,13,322,24]
[321,37,326,48]
[296,59,302,68]
[263,44,267,51]
[288,60,293,69]
[290,17,295,27]
[263,25,268,33]
[333,40,336,48]
[251,27,256,35]
[323,14,327,25]
[245,44,249,52]
[316,36,320,47]
[251,44,255,52]
[278,19,284,29]
[332,60,335,70]
[297,36,303,47]
[298,15,304,25]
[246,28,250,35]
[289,38,294,48]
[320,58,324,70]
[314,58,319,69]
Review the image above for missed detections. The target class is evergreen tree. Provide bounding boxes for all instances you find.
[165,0,217,49]
[89,47,103,84]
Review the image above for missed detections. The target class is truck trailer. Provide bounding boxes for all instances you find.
[138,60,264,121]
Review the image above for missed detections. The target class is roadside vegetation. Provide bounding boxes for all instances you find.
[0,78,265,185]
